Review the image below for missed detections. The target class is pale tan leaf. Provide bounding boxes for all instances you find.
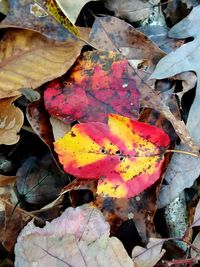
[0,29,83,99]
[132,238,165,267]
[0,97,23,145]
[15,204,135,267]
[50,116,70,141]
[56,0,99,24]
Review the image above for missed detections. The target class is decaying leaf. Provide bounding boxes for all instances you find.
[55,114,170,198]
[0,29,83,99]
[15,204,134,267]
[0,200,33,253]
[132,238,166,267]
[105,0,160,22]
[0,97,24,145]
[56,0,99,24]
[0,0,75,41]
[151,6,200,207]
[89,15,197,151]
[35,0,79,36]
[44,50,140,124]
[16,155,68,206]
[151,6,200,144]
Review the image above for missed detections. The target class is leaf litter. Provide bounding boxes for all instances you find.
[1,1,200,266]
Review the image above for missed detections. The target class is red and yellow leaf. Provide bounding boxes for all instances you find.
[54,114,170,198]
[44,51,140,124]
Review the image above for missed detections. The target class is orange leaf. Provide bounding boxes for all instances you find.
[54,114,170,198]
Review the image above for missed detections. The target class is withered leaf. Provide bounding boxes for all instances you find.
[0,29,83,99]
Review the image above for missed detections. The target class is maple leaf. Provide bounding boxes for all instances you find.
[54,114,170,198]
[44,50,140,124]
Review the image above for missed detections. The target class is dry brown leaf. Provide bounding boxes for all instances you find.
[0,97,24,145]
[0,0,75,41]
[105,0,160,22]
[15,204,135,267]
[0,29,83,99]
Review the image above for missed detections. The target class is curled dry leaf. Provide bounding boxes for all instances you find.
[132,238,165,267]
[55,114,170,198]
[0,29,83,99]
[15,204,134,267]
[0,97,24,145]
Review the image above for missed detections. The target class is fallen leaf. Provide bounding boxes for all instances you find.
[151,6,200,144]
[35,0,79,36]
[16,155,68,206]
[56,0,99,24]
[15,204,135,267]
[55,114,170,198]
[0,28,83,99]
[132,238,165,267]
[89,16,197,151]
[27,98,54,151]
[191,232,200,259]
[89,16,164,69]
[0,97,24,145]
[0,0,75,41]
[44,50,140,124]
[0,200,33,253]
[105,0,159,22]
[151,7,200,207]
[50,116,70,141]
[190,199,200,228]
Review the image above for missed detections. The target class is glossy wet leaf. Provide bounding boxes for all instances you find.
[55,114,170,198]
[44,50,140,124]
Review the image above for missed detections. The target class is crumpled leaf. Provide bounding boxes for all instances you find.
[132,238,166,267]
[0,28,83,99]
[15,204,134,267]
[0,97,24,145]
[151,6,200,207]
[56,0,99,24]
[55,114,170,198]
[105,0,160,22]
[0,0,75,41]
[44,50,140,124]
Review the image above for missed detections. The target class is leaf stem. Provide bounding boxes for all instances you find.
[166,149,199,158]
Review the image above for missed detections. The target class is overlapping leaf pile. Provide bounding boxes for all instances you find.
[1,0,200,266]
